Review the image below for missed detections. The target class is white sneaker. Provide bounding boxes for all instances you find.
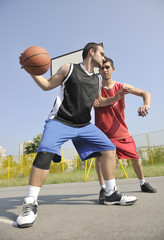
[104,187,137,206]
[16,197,38,228]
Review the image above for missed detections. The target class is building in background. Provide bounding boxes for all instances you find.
[0,146,6,157]
[19,141,33,155]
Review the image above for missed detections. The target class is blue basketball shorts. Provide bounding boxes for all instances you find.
[38,119,116,161]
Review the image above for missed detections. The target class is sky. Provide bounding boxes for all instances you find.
[0,0,164,156]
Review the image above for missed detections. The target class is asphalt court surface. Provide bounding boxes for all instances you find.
[0,176,164,240]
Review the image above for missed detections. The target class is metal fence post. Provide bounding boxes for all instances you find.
[146,133,154,164]
[61,150,64,173]
[84,160,88,181]
[7,156,11,179]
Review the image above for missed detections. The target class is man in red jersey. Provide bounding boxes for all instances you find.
[94,56,157,204]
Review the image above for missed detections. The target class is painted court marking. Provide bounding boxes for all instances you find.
[0,218,17,227]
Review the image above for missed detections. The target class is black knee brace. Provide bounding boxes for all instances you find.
[33,152,61,170]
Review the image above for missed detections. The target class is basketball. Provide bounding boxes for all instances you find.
[21,46,51,75]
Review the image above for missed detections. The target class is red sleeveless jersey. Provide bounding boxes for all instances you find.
[95,82,130,140]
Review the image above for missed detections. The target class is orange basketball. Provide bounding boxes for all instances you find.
[21,46,50,75]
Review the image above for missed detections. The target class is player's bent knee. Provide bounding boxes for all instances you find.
[33,152,58,170]
[100,150,116,156]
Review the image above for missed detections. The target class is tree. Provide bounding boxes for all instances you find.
[24,134,42,154]
[151,146,164,164]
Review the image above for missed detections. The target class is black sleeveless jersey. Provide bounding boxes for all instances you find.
[48,64,101,127]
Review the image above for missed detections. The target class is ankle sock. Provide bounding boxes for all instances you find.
[105,179,116,196]
[139,179,145,186]
[27,185,41,201]
[100,184,106,190]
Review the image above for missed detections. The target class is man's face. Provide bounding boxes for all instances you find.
[91,46,105,68]
[99,62,114,80]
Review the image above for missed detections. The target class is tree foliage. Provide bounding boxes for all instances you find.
[24,134,42,154]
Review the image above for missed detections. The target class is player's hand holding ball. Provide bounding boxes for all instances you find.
[19,46,50,75]
[19,52,24,68]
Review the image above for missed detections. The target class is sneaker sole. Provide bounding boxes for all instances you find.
[104,199,137,206]
[141,189,157,193]
[17,213,37,228]
[17,220,35,228]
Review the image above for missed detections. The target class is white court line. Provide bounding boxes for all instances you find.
[0,218,17,227]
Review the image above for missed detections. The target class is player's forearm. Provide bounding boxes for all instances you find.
[95,96,116,107]
[30,75,52,91]
[138,91,151,117]
[30,63,69,91]
[143,91,151,107]
[95,88,129,107]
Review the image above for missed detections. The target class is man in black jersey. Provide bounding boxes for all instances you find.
[17,42,137,228]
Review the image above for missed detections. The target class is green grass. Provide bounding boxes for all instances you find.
[0,163,164,188]
[116,163,164,179]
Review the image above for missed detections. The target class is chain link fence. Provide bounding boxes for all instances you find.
[0,130,163,180]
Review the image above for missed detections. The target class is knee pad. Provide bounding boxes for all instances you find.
[33,152,61,170]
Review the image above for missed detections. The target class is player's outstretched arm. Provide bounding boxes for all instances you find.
[19,52,70,91]
[94,88,129,107]
[31,63,70,91]
[123,83,151,117]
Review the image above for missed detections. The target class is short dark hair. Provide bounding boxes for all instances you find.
[82,42,104,60]
[103,56,114,68]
